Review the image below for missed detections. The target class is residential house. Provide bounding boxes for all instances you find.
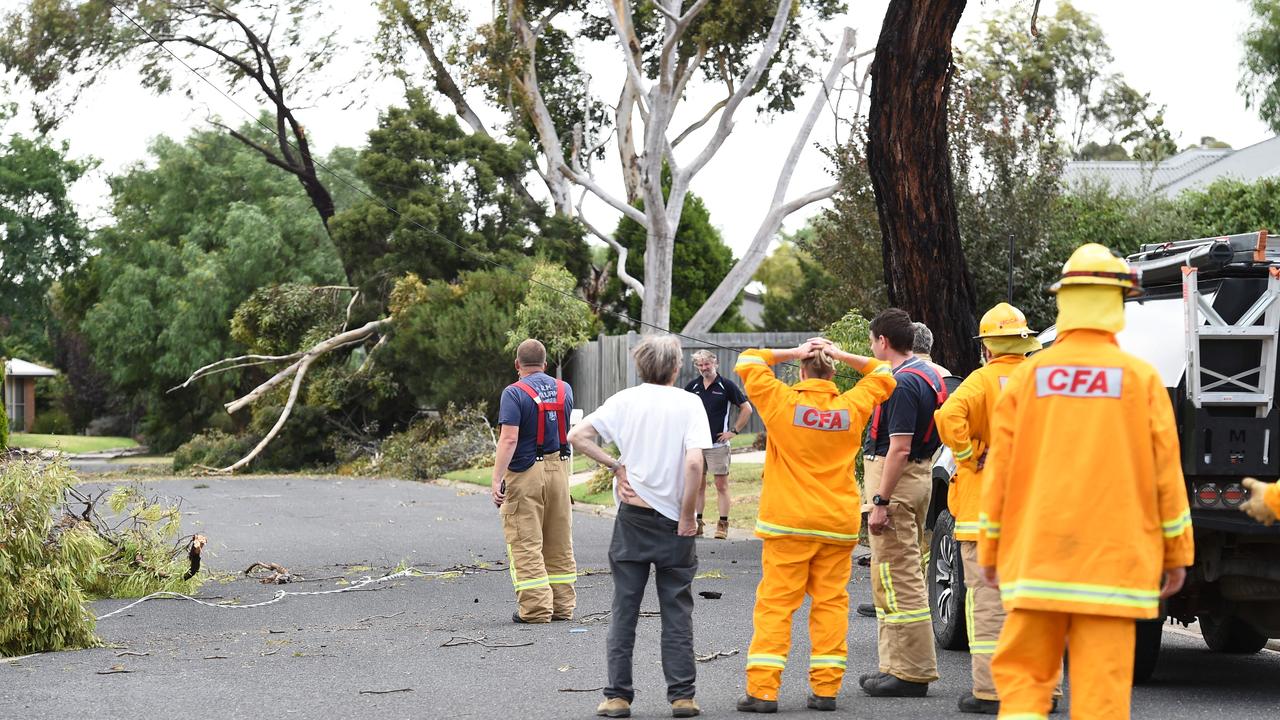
[1062,136,1280,198]
[3,358,58,433]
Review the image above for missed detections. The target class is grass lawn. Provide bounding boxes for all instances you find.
[729,432,757,449]
[443,454,597,487]
[10,433,139,454]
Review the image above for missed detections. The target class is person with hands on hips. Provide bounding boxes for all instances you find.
[568,335,711,720]
[685,350,753,539]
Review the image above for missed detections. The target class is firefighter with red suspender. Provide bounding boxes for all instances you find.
[492,339,578,623]
[859,309,949,698]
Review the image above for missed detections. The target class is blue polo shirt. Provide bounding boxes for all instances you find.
[498,372,574,473]
[684,373,748,446]
[863,357,944,460]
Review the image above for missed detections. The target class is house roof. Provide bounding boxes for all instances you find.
[4,358,58,377]
[1062,136,1280,198]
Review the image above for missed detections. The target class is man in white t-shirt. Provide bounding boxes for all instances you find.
[569,335,712,720]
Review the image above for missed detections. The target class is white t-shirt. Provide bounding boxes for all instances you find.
[583,383,714,521]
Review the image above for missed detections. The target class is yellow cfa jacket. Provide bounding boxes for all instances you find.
[935,354,1026,542]
[978,330,1195,619]
[735,349,895,544]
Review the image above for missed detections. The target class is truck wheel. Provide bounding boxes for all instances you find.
[1133,619,1163,684]
[1200,615,1268,654]
[928,509,968,650]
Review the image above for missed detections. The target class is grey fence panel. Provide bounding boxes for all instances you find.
[562,332,817,435]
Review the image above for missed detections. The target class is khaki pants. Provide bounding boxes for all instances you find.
[864,457,938,684]
[500,459,576,622]
[746,538,854,701]
[994,609,1133,719]
[960,541,1002,700]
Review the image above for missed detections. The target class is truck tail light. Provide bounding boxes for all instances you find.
[1196,483,1220,508]
[1221,483,1247,507]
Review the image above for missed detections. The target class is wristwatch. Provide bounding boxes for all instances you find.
[871,494,890,507]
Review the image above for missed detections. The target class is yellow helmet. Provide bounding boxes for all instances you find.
[975,302,1035,339]
[1049,243,1141,297]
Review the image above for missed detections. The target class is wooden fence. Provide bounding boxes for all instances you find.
[561,331,815,435]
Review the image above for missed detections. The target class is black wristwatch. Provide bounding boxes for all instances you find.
[871,494,890,507]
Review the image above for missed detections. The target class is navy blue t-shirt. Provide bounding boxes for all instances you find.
[498,372,574,473]
[684,374,748,444]
[863,357,944,460]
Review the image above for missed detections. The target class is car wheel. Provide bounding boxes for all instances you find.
[928,509,968,650]
[1200,614,1268,654]
[1133,619,1163,684]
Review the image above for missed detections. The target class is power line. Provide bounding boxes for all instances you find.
[104,1,870,383]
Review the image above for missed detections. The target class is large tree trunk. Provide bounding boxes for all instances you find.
[867,0,978,375]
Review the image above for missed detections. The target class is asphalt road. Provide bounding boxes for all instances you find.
[2,476,1277,719]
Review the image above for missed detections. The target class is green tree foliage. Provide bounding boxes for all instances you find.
[0,115,92,361]
[328,91,590,307]
[961,1,1176,160]
[821,309,873,393]
[72,124,346,451]
[0,393,8,449]
[381,268,530,419]
[506,261,597,370]
[0,460,100,655]
[601,191,747,333]
[1243,0,1280,134]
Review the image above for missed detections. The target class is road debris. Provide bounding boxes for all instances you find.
[558,687,606,693]
[244,562,295,584]
[696,649,740,663]
[439,635,534,649]
[359,688,414,695]
[114,651,149,657]
[698,591,723,600]
[97,665,133,675]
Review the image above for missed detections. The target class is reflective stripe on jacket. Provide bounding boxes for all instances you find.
[934,355,1025,542]
[735,349,895,545]
[977,330,1194,619]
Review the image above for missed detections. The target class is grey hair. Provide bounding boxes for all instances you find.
[691,349,717,364]
[912,322,934,355]
[633,335,683,385]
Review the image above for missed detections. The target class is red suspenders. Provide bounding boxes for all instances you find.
[510,379,570,460]
[868,363,949,444]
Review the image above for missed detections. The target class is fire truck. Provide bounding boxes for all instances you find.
[926,230,1280,682]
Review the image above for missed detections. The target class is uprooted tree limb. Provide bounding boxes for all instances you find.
[174,316,391,473]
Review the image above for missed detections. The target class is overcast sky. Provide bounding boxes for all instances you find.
[6,0,1272,256]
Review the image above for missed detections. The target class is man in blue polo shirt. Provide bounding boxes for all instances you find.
[492,339,577,624]
[859,309,946,699]
[684,350,753,539]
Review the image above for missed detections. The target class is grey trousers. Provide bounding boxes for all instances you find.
[605,504,698,703]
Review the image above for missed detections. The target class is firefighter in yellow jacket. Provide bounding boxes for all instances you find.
[934,302,1041,714]
[734,339,895,713]
[978,243,1195,720]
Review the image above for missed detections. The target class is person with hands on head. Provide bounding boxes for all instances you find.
[978,243,1194,720]
[1241,477,1280,525]
[733,337,895,714]
[568,335,711,720]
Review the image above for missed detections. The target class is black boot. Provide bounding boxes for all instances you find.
[736,694,778,714]
[855,603,876,618]
[957,694,1000,714]
[858,671,890,689]
[806,694,837,711]
[861,673,928,698]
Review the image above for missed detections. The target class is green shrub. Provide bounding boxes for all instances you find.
[0,399,8,449]
[173,430,257,472]
[76,485,205,599]
[31,409,73,435]
[0,459,101,654]
[380,404,494,481]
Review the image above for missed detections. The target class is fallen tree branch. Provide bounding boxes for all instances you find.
[439,635,534,649]
[696,648,740,662]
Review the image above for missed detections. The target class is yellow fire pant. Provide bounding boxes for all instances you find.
[864,457,938,684]
[992,609,1135,720]
[960,540,1003,700]
[746,537,854,701]
[499,459,576,622]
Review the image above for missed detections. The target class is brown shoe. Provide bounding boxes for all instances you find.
[597,697,631,718]
[715,519,730,539]
[696,518,705,536]
[672,698,700,717]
